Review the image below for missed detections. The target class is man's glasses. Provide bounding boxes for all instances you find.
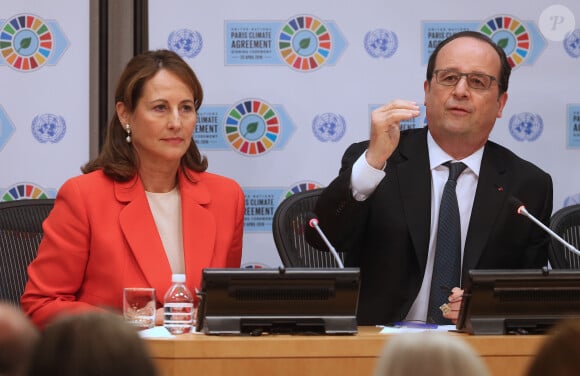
[433,69,497,90]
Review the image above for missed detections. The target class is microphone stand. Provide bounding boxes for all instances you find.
[518,206,580,256]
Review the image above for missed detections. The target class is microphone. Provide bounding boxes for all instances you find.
[509,197,580,256]
[307,213,345,268]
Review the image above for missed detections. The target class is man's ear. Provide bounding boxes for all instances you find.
[496,92,508,118]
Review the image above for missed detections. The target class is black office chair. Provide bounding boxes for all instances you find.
[548,204,580,269]
[0,199,54,305]
[272,188,345,267]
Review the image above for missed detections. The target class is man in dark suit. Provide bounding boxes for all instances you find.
[307,31,553,326]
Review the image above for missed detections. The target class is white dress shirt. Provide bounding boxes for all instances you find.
[350,130,483,322]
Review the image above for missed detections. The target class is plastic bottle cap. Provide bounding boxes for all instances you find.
[172,274,186,283]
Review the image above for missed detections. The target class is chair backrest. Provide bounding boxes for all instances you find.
[0,199,54,305]
[272,188,344,267]
[548,204,580,269]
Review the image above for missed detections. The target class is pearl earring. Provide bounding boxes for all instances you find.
[125,124,131,144]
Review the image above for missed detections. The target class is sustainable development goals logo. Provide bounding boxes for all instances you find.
[225,99,281,156]
[0,13,68,71]
[277,15,332,71]
[479,15,531,68]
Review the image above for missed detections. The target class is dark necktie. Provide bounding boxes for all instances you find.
[428,161,467,324]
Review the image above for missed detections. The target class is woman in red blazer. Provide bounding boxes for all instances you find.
[21,50,245,329]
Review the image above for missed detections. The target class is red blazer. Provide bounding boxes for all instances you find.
[21,169,244,328]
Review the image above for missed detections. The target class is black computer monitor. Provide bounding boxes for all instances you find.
[457,268,580,335]
[195,267,360,335]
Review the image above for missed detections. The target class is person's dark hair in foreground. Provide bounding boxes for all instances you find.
[373,332,490,376]
[526,319,580,376]
[0,303,39,376]
[28,311,158,376]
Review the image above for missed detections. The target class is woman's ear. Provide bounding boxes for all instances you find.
[116,101,128,126]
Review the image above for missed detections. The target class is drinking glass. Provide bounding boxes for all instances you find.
[123,287,156,330]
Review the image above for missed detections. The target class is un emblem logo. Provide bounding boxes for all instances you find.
[563,29,580,58]
[31,113,66,143]
[312,113,346,142]
[364,29,398,58]
[509,112,543,142]
[168,29,203,58]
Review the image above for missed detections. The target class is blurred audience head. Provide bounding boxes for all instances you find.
[526,318,580,376]
[28,311,158,376]
[0,302,40,376]
[373,332,490,376]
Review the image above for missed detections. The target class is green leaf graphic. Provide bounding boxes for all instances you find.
[246,122,258,134]
[497,38,509,49]
[296,38,312,54]
[20,37,32,49]
[16,37,32,54]
[242,122,259,138]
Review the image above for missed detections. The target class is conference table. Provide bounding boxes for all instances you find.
[144,326,546,376]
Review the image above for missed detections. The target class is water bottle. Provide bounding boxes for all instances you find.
[163,273,194,335]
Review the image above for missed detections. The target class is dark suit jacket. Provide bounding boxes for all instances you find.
[308,127,553,325]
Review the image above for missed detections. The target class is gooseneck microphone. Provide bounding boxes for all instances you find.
[509,197,580,256]
[307,213,345,268]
